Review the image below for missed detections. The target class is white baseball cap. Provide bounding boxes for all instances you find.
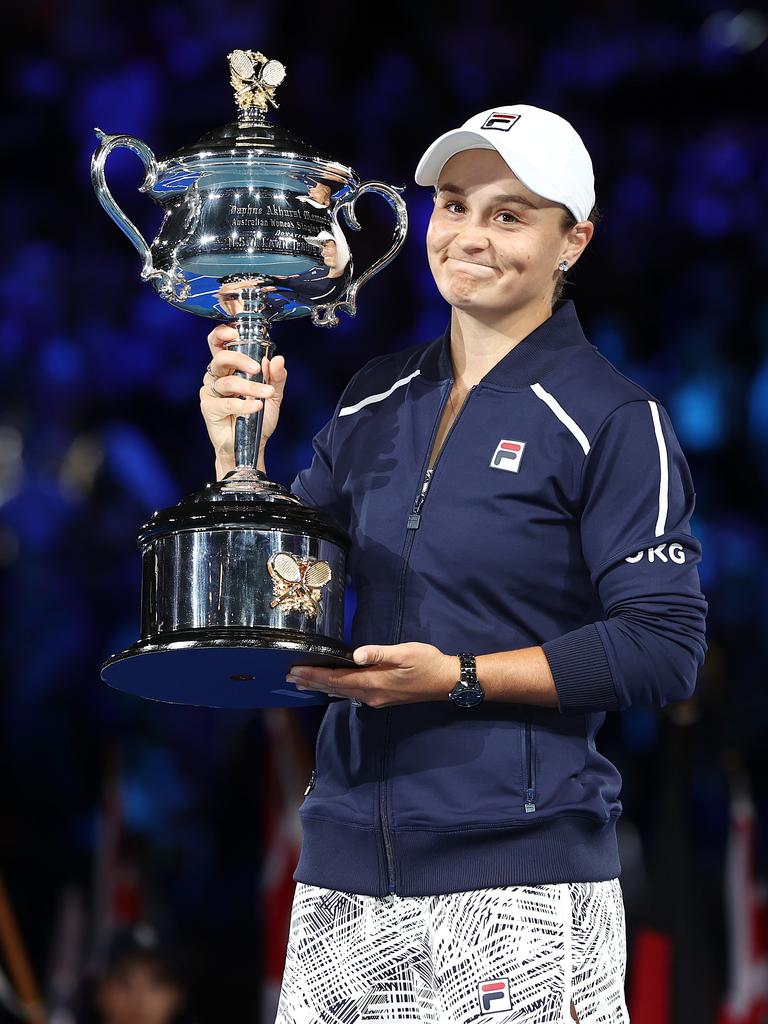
[304,231,336,244]
[304,228,351,270]
[414,104,595,223]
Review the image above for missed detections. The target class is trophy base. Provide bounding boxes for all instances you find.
[101,627,355,708]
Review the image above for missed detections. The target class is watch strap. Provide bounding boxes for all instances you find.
[449,652,485,706]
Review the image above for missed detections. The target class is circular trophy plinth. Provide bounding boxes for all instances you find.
[101,627,354,708]
[100,479,356,708]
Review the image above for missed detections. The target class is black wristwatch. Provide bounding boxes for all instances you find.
[448,652,485,708]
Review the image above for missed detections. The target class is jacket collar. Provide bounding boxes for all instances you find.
[418,298,592,389]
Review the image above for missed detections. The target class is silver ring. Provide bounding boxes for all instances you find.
[351,698,362,707]
[208,377,221,398]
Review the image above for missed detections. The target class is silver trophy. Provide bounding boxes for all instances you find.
[91,49,408,708]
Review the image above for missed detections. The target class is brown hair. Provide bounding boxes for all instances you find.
[552,199,603,306]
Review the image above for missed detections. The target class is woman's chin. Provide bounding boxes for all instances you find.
[439,281,492,310]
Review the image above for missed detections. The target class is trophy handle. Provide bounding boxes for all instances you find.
[310,181,408,328]
[90,129,188,301]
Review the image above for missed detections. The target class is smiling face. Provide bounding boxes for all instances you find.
[426,149,592,322]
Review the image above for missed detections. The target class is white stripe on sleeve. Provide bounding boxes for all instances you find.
[648,400,668,536]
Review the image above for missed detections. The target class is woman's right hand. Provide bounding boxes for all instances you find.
[200,324,288,474]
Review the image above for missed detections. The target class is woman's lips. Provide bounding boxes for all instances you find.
[445,257,496,277]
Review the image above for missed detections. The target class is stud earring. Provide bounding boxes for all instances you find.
[558,260,569,272]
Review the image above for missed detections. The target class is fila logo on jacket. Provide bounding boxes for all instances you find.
[490,438,526,472]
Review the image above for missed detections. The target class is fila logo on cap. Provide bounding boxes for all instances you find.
[481,111,521,131]
[478,978,513,1013]
[490,439,526,473]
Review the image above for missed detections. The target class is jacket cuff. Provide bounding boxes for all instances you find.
[541,623,620,714]
[289,479,315,506]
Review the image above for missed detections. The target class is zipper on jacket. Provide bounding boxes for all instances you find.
[391,382,476,641]
[378,379,477,895]
[405,385,476,532]
[406,468,434,529]
[524,722,536,813]
[304,768,316,796]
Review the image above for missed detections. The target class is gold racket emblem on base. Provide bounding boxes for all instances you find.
[266,551,332,617]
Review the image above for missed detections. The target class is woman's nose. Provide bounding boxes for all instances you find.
[453,227,491,253]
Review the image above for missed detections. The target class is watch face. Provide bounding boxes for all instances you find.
[450,685,484,707]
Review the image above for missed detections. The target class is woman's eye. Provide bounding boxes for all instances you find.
[440,202,518,223]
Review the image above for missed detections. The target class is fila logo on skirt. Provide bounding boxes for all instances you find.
[478,978,513,1013]
[490,439,526,472]
[481,111,521,131]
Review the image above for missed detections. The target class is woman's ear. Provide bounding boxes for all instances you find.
[565,220,594,267]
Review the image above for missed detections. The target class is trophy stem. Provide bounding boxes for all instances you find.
[238,108,269,127]
[221,291,275,487]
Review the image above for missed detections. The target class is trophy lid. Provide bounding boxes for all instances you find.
[167,117,339,164]
[163,48,353,181]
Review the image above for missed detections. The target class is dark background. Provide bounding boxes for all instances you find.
[1,1,767,1021]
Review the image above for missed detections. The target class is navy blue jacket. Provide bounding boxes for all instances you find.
[289,298,708,897]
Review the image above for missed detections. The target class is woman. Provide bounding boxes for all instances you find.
[200,105,707,1023]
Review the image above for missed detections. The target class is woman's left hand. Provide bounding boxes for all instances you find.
[286,642,456,707]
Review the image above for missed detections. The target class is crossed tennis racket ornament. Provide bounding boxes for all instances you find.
[92,47,408,708]
[267,552,333,616]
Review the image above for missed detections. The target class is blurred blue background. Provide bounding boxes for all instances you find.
[1,2,767,1021]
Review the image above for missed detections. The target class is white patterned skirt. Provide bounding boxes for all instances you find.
[275,878,629,1024]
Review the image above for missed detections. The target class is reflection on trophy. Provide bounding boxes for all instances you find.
[91,48,408,708]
